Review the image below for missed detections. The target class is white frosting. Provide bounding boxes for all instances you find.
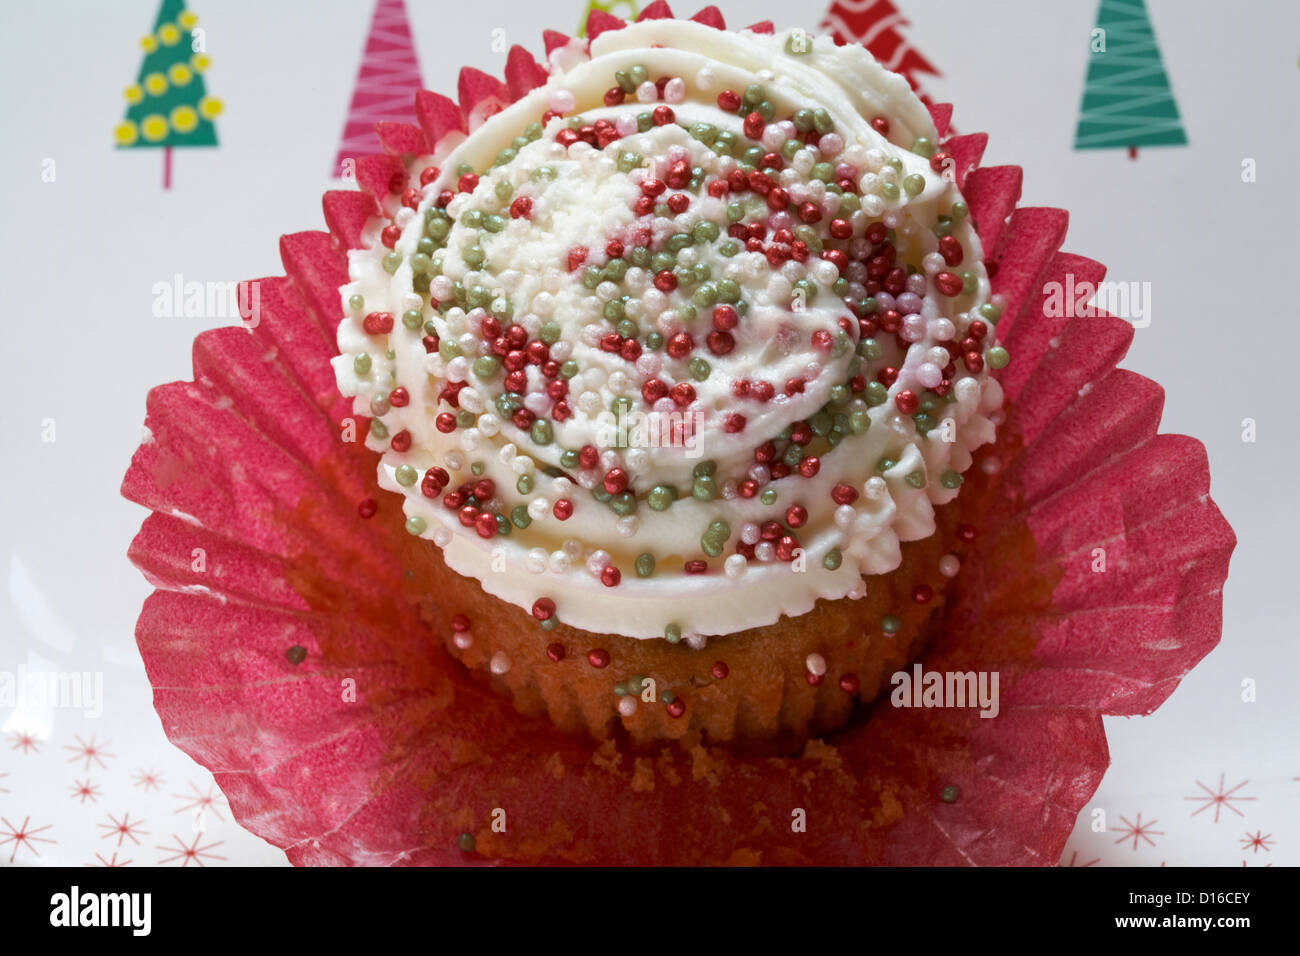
[334,22,1003,640]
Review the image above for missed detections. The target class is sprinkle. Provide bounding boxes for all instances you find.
[587,648,610,669]
[805,653,827,677]
[546,642,565,662]
[489,652,511,675]
[285,646,307,665]
[940,785,961,804]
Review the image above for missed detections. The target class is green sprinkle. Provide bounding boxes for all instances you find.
[688,357,711,381]
[348,294,364,313]
[457,831,475,852]
[470,460,485,476]
[516,473,534,495]
[610,491,637,516]
[530,419,554,445]
[978,302,1003,323]
[692,476,718,501]
[648,485,674,511]
[540,321,561,344]
[903,173,926,197]
[986,346,1010,370]
[613,682,628,696]
[511,505,531,529]
[865,381,888,406]
[629,64,648,85]
[760,488,777,506]
[382,252,401,274]
[636,552,656,578]
[401,309,422,330]
[368,419,388,440]
[353,353,372,376]
[823,548,843,571]
[940,785,961,804]
[880,182,900,201]
[910,137,936,158]
[811,108,833,134]
[811,161,834,183]
[905,470,927,489]
[940,469,963,489]
[472,356,501,379]
[664,622,681,643]
[882,614,902,635]
[405,516,427,536]
[742,83,764,106]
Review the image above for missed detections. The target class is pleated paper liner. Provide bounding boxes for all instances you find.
[122,3,1235,865]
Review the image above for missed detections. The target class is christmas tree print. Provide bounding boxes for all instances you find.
[1075,0,1186,156]
[113,0,222,189]
[577,0,641,37]
[820,0,942,111]
[334,0,424,179]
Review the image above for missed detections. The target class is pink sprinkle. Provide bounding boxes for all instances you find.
[818,133,844,157]
[615,113,638,137]
[664,77,686,104]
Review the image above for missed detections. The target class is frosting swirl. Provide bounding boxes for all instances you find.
[335,21,1006,640]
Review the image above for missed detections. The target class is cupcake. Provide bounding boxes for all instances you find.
[334,15,1004,746]
[124,3,1233,866]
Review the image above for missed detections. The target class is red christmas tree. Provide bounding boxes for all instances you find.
[820,0,942,111]
[333,0,424,178]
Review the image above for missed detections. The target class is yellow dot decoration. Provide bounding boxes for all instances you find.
[179,12,198,29]
[158,23,181,46]
[144,72,168,96]
[140,35,157,53]
[198,96,224,120]
[114,121,139,146]
[191,53,211,73]
[168,63,193,86]
[141,114,169,142]
[124,84,143,105]
[170,105,199,134]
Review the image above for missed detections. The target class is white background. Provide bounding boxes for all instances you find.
[0,0,1295,867]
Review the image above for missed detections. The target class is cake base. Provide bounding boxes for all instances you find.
[404,513,966,748]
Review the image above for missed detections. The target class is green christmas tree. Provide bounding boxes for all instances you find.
[114,0,224,188]
[1074,0,1186,155]
[577,0,640,36]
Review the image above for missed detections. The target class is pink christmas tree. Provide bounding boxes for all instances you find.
[820,0,942,111]
[333,0,424,178]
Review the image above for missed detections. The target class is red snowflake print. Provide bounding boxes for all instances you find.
[131,767,165,792]
[87,851,132,867]
[1240,830,1274,854]
[64,734,115,771]
[1060,850,1100,867]
[9,730,41,754]
[68,779,102,804]
[1113,813,1163,851]
[97,811,148,848]
[1185,774,1256,823]
[173,780,226,823]
[156,833,226,867]
[0,815,56,863]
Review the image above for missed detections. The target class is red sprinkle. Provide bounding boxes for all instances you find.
[546,643,566,662]
[451,614,471,632]
[654,270,678,293]
[553,499,573,521]
[666,698,686,718]
[509,196,533,219]
[567,246,588,272]
[587,648,610,668]
[716,89,741,111]
[839,673,860,694]
[457,172,479,193]
[895,390,919,414]
[357,498,378,518]
[380,224,401,248]
[600,566,621,587]
[388,386,409,408]
[913,584,934,604]
[362,311,394,335]
[389,429,411,452]
[711,662,729,680]
[935,272,964,297]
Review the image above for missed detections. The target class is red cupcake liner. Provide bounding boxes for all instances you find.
[122,3,1234,865]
